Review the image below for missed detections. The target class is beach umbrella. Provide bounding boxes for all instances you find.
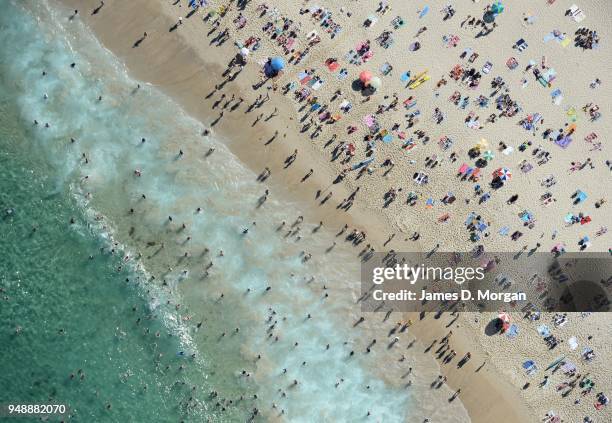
[240,47,250,57]
[483,150,494,161]
[493,167,512,180]
[382,133,393,143]
[498,312,510,332]
[491,1,504,15]
[270,57,285,71]
[368,76,382,89]
[359,70,373,84]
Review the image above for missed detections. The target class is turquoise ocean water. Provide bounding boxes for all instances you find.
[0,1,428,421]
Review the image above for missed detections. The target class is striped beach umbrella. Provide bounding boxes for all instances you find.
[493,167,512,180]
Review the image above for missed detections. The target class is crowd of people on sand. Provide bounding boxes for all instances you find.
[204,0,608,420]
[15,0,608,421]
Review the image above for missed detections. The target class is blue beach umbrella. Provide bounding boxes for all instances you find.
[382,134,393,143]
[271,57,285,71]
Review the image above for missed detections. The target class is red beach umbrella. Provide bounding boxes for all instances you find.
[498,312,511,332]
[359,70,373,84]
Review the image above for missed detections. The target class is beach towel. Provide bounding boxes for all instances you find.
[523,360,538,375]
[522,360,536,370]
[464,212,477,226]
[326,61,339,72]
[537,325,551,337]
[554,136,572,149]
[499,226,510,236]
[506,324,519,339]
[337,68,348,80]
[380,62,392,75]
[400,71,411,82]
[569,5,586,22]
[300,75,312,85]
[560,37,571,47]
[551,89,563,105]
[542,68,557,83]
[419,5,429,19]
[363,114,376,127]
[311,79,324,90]
[520,211,533,223]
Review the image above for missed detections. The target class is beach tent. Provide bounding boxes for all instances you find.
[240,47,250,57]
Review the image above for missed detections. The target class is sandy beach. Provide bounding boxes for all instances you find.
[51,0,611,421]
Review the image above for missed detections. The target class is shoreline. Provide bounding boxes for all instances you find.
[54,0,396,252]
[51,1,610,422]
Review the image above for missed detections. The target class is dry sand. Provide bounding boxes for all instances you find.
[53,0,611,421]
